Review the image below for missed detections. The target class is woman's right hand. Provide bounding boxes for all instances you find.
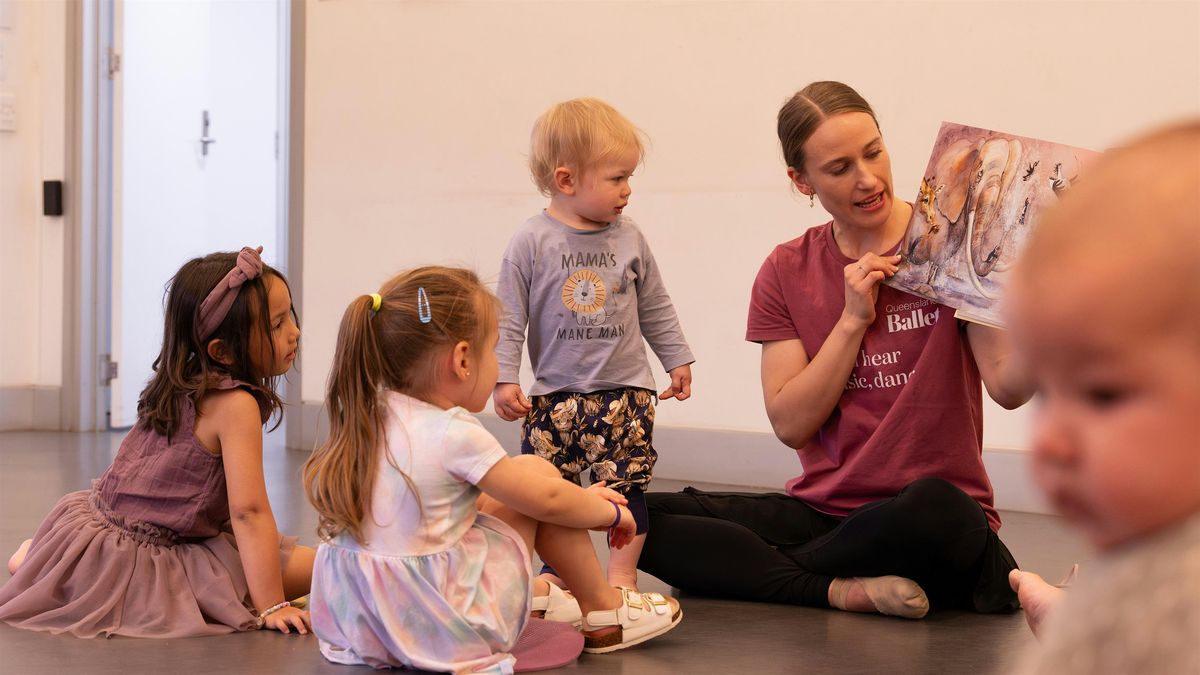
[262,605,311,635]
[842,253,901,328]
[493,383,532,421]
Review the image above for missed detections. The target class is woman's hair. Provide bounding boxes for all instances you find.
[777,81,878,174]
[304,266,499,544]
[529,97,646,197]
[137,251,290,436]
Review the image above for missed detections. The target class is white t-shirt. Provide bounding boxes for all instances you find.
[344,391,508,557]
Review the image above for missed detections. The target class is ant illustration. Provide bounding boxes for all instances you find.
[1050,162,1073,195]
[1022,160,1039,181]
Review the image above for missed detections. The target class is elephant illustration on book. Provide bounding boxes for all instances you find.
[904,135,1058,298]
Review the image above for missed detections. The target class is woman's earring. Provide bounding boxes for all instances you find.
[808,193,815,208]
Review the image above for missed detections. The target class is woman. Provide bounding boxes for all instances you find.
[639,81,1033,617]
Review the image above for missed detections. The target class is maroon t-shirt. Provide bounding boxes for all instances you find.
[747,221,999,531]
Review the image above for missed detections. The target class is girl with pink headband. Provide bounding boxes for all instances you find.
[0,247,314,638]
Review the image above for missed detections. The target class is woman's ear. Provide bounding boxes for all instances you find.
[786,167,813,196]
[553,166,576,195]
[206,339,235,366]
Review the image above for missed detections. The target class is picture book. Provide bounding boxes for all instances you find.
[887,122,1100,326]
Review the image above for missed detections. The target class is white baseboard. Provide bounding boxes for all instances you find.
[294,401,1049,515]
[0,386,63,431]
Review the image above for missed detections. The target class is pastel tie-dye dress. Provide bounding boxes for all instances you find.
[311,392,532,674]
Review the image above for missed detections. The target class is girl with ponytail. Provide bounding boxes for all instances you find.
[304,266,682,674]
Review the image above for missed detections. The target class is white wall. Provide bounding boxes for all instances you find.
[0,0,65,394]
[301,1,1200,457]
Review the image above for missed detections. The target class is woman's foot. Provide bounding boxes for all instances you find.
[829,576,929,619]
[7,539,31,575]
[1009,569,1068,638]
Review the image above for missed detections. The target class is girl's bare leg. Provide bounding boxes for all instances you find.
[283,544,317,600]
[535,522,622,616]
[481,456,623,622]
[477,491,553,606]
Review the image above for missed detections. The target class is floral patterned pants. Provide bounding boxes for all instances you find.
[520,387,657,495]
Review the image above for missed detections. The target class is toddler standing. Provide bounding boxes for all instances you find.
[494,98,695,590]
[304,267,682,674]
[0,247,312,637]
[1005,122,1200,673]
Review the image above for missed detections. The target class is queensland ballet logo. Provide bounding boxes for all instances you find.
[883,302,936,331]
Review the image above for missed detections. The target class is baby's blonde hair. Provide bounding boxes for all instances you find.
[529,97,646,196]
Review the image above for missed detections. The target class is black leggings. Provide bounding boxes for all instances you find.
[639,478,1019,612]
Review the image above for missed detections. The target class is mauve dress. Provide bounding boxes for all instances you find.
[0,378,297,638]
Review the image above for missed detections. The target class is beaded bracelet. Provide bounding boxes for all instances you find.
[255,600,292,629]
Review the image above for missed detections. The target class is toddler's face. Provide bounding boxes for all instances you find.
[1011,278,1200,550]
[568,149,639,228]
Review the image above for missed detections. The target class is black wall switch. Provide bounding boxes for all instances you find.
[43,180,64,217]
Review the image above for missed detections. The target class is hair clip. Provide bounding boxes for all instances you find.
[369,293,382,313]
[417,287,432,324]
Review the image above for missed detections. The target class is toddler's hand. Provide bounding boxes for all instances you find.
[660,364,693,401]
[493,383,532,421]
[607,504,636,549]
[585,480,629,506]
[263,605,311,635]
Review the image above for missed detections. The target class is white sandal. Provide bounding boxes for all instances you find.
[530,583,582,628]
[581,587,683,654]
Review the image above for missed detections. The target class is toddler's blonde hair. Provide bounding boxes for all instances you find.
[529,97,645,197]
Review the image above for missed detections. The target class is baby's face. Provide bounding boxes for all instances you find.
[1011,275,1200,550]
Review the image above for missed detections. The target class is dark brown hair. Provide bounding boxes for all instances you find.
[137,251,290,436]
[777,81,879,174]
[304,266,499,543]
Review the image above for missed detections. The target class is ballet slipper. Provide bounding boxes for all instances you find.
[832,575,930,619]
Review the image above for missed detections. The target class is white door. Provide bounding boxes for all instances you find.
[110,0,282,427]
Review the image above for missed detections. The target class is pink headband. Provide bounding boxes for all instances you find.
[197,246,264,341]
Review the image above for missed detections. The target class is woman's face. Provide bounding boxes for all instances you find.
[790,112,895,232]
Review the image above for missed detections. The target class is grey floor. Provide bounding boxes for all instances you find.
[0,430,1089,674]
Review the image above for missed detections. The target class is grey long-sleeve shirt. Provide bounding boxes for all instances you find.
[496,211,694,396]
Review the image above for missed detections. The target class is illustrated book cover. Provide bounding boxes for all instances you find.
[887,122,1100,327]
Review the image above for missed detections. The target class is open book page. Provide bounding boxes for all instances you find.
[886,122,1100,327]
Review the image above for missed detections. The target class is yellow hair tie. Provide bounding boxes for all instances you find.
[369,293,382,313]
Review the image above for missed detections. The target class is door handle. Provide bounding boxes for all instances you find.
[200,109,216,156]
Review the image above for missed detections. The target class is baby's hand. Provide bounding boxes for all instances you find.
[493,383,532,421]
[585,481,629,506]
[262,605,311,635]
[660,364,693,401]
